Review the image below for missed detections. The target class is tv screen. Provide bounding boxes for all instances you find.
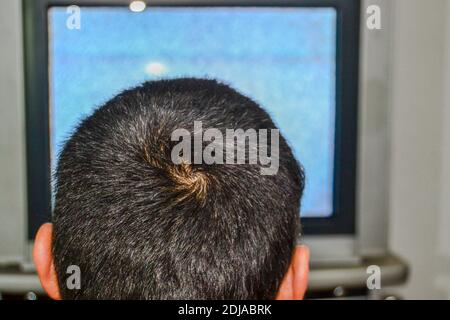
[48,6,337,218]
[25,0,359,239]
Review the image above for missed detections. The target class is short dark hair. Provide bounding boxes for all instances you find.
[53,78,304,299]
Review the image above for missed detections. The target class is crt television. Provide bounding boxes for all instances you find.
[22,0,361,264]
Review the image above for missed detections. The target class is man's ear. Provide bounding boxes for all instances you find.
[33,223,61,300]
[276,245,310,300]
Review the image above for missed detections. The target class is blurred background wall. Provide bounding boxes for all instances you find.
[0,0,449,299]
[387,0,450,299]
[0,0,26,263]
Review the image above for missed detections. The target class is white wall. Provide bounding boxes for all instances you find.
[436,1,450,299]
[436,0,450,299]
[0,0,27,263]
[388,0,450,299]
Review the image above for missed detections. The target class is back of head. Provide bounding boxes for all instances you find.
[53,78,304,299]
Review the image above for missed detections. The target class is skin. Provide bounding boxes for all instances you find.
[34,223,309,300]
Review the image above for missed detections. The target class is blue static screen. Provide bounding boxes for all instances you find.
[48,7,336,217]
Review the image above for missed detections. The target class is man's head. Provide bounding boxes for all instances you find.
[34,78,309,300]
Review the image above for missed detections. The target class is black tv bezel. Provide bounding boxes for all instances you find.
[23,0,360,239]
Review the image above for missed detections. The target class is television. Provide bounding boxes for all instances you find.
[21,0,364,265]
